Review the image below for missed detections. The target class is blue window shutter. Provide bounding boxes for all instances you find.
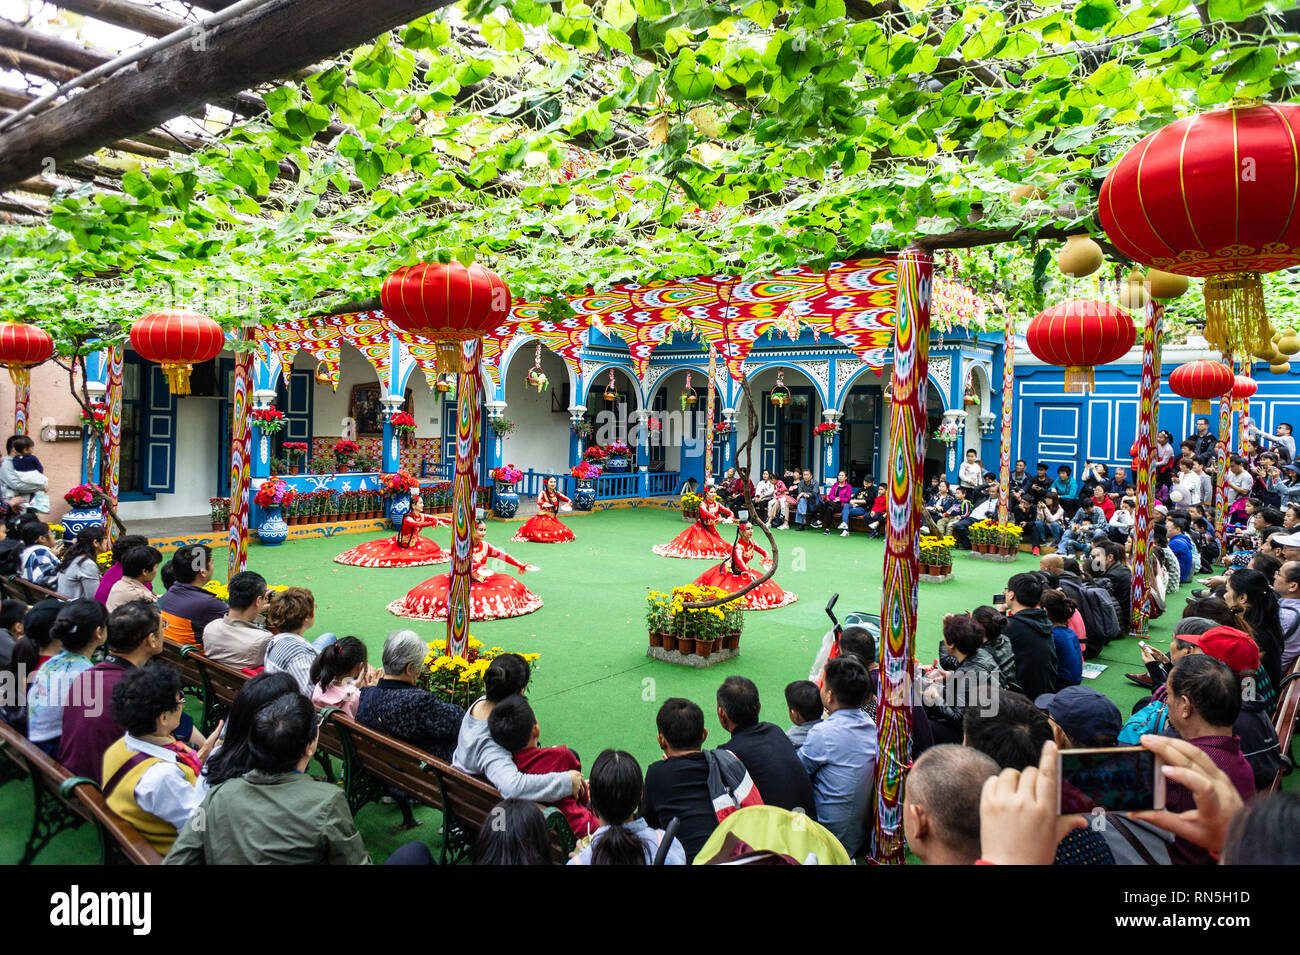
[284,371,314,444]
[142,366,177,493]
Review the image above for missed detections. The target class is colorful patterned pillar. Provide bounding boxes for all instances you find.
[102,347,123,545]
[1131,302,1163,638]
[13,377,28,436]
[1214,365,1233,546]
[997,320,1013,524]
[446,338,482,658]
[705,345,716,484]
[1236,358,1250,453]
[875,247,931,864]
[229,332,254,579]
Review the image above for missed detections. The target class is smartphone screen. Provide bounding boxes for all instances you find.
[993,593,1006,606]
[1058,747,1164,814]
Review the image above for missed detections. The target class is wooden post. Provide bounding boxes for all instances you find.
[446,337,482,658]
[875,247,931,864]
[1131,301,1162,638]
[228,332,254,578]
[997,320,1013,524]
[102,347,123,545]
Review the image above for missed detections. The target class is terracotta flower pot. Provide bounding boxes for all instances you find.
[648,630,663,649]
[939,564,952,576]
[694,637,713,658]
[289,465,300,475]
[722,633,740,651]
[661,634,678,653]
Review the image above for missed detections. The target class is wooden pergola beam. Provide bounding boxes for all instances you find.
[52,0,198,39]
[0,17,107,71]
[0,0,456,189]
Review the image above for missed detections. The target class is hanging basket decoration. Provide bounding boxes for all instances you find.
[603,369,619,405]
[1231,374,1258,402]
[130,310,225,395]
[680,371,697,410]
[1169,360,1234,415]
[0,321,53,387]
[435,374,454,394]
[380,261,511,373]
[1098,101,1300,358]
[770,370,791,408]
[1026,299,1136,394]
[524,343,548,393]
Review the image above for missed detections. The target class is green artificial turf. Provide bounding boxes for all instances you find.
[0,508,1221,863]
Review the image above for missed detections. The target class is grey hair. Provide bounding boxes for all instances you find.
[1175,616,1217,637]
[382,630,428,675]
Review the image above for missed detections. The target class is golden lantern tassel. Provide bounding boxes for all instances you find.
[1204,273,1267,358]
[1063,365,1094,394]
[436,341,463,376]
[163,363,193,395]
[1191,398,1211,415]
[6,366,29,388]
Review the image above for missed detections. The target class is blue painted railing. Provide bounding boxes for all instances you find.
[502,468,681,500]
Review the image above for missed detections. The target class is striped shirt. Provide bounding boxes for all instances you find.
[263,633,317,696]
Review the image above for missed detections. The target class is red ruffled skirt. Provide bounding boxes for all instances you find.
[692,562,798,610]
[653,523,732,559]
[511,513,575,543]
[387,571,543,621]
[334,534,450,568]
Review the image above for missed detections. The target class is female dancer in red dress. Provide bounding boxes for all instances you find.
[335,495,451,568]
[692,522,797,610]
[512,477,576,543]
[653,483,734,559]
[387,521,543,621]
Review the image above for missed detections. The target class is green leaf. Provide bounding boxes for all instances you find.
[1206,0,1268,21]
[602,0,637,29]
[481,14,525,50]
[1074,0,1119,30]
[670,50,715,100]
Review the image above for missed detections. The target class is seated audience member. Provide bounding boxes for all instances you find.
[797,657,878,856]
[1275,560,1300,670]
[355,630,464,761]
[202,571,272,670]
[785,679,823,748]
[1,599,63,732]
[716,675,816,816]
[963,691,1115,864]
[262,587,334,695]
[452,652,585,802]
[0,598,23,669]
[25,600,108,756]
[157,545,228,646]
[472,798,553,865]
[201,672,300,787]
[1036,686,1122,749]
[1040,589,1083,690]
[488,693,598,838]
[819,471,854,533]
[902,744,999,865]
[1002,573,1059,701]
[165,692,371,865]
[1162,655,1257,865]
[106,545,162,612]
[103,663,211,854]
[94,534,150,606]
[570,749,686,865]
[309,635,379,718]
[642,697,762,862]
[970,605,1020,693]
[56,526,105,600]
[1089,540,1132,631]
[19,520,59,588]
[924,614,1001,744]
[58,600,171,780]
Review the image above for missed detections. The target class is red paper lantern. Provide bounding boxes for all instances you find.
[380,262,511,373]
[130,310,225,395]
[1098,103,1300,356]
[1232,374,1258,401]
[0,321,53,386]
[1169,360,1233,415]
[1026,299,1136,393]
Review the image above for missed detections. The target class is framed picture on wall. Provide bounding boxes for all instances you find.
[349,384,413,436]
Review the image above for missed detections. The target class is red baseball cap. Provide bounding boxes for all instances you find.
[1179,626,1260,676]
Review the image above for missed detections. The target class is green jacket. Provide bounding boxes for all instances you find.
[163,770,371,865]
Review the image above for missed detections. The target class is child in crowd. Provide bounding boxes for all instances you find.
[784,679,823,747]
[9,435,48,513]
[19,520,59,589]
[309,635,380,718]
[487,694,599,839]
[936,486,971,537]
[568,749,686,865]
[1108,497,1135,543]
[0,598,24,669]
[1041,588,1083,690]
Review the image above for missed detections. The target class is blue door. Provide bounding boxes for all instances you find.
[141,366,177,494]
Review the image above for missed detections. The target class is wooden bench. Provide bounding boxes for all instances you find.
[1268,658,1300,794]
[0,719,160,864]
[2,575,66,604]
[175,646,576,863]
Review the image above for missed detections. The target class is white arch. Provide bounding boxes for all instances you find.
[497,335,578,405]
[835,364,950,414]
[582,362,644,410]
[646,364,724,408]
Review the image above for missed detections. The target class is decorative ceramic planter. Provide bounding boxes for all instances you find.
[258,505,288,546]
[604,457,630,473]
[61,506,105,540]
[493,483,519,519]
[573,479,596,511]
[388,492,411,528]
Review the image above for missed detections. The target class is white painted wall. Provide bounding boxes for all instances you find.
[501,347,569,476]
[117,397,221,520]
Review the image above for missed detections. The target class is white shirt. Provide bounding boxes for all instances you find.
[1177,471,1203,505]
[122,734,207,833]
[959,461,983,487]
[971,498,997,520]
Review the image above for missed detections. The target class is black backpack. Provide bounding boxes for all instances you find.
[1059,575,1122,656]
[0,538,22,577]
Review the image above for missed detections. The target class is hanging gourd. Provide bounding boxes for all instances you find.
[1117,268,1149,311]
[0,321,53,387]
[1056,235,1104,278]
[1169,360,1234,414]
[524,343,548,392]
[603,369,619,405]
[770,370,791,408]
[130,310,225,395]
[680,371,698,411]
